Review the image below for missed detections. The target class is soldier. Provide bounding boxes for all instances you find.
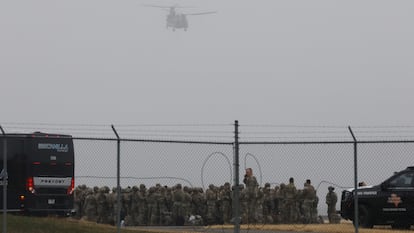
[205,184,218,225]
[126,186,140,226]
[312,193,319,224]
[183,186,192,220]
[274,185,283,223]
[109,186,125,225]
[220,182,232,224]
[191,187,205,217]
[96,187,110,224]
[262,183,274,223]
[284,177,298,223]
[83,188,97,222]
[239,184,248,224]
[301,180,317,223]
[137,184,148,225]
[165,186,173,213]
[326,186,338,224]
[296,189,304,222]
[243,168,259,223]
[123,187,132,219]
[74,184,87,219]
[73,185,81,219]
[157,186,168,225]
[147,187,158,225]
[358,181,367,187]
[216,186,223,224]
[107,187,116,225]
[256,186,264,224]
[172,184,186,225]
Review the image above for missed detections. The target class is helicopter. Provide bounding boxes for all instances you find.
[143,4,216,31]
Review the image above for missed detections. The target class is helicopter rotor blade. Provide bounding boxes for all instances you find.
[141,4,171,9]
[185,11,217,16]
[171,4,194,9]
[141,4,193,9]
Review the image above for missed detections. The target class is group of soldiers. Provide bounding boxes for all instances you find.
[242,170,322,225]
[74,174,339,226]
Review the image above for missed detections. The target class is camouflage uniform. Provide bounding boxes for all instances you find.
[123,187,132,219]
[164,186,173,212]
[96,187,110,224]
[191,187,205,218]
[220,183,232,224]
[83,189,97,222]
[110,187,125,226]
[147,187,158,225]
[157,186,168,225]
[107,187,116,225]
[205,184,218,224]
[301,182,317,223]
[183,186,192,220]
[262,183,274,223]
[172,184,186,225]
[238,185,248,223]
[326,186,338,223]
[164,186,176,225]
[74,185,87,219]
[256,187,264,224]
[216,186,223,224]
[243,168,258,223]
[137,184,148,225]
[312,195,319,223]
[274,185,284,223]
[126,186,140,226]
[284,178,298,223]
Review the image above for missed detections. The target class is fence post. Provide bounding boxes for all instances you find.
[233,120,240,233]
[111,125,121,233]
[348,126,359,233]
[1,125,7,233]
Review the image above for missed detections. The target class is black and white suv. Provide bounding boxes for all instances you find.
[341,166,414,229]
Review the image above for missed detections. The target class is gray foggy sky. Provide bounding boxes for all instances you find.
[1,0,414,126]
[2,2,414,216]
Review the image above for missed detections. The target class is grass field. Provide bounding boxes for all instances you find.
[0,214,156,233]
[1,215,412,233]
[225,223,413,233]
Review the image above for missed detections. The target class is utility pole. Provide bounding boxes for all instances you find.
[348,126,359,233]
[111,125,121,233]
[233,120,240,233]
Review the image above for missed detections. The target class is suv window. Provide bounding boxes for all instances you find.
[388,172,414,187]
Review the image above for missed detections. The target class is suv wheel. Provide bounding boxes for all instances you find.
[391,222,411,230]
[353,205,373,228]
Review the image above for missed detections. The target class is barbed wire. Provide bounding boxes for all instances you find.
[241,130,348,134]
[2,122,414,141]
[1,122,232,127]
[0,123,234,141]
[241,124,347,128]
[76,176,194,188]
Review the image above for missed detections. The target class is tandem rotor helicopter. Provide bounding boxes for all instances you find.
[143,4,216,31]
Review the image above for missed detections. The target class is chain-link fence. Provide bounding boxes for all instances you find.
[1,122,414,233]
[75,139,234,190]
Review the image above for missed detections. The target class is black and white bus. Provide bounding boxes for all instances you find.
[0,132,75,215]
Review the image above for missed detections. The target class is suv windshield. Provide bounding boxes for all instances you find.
[388,172,414,188]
